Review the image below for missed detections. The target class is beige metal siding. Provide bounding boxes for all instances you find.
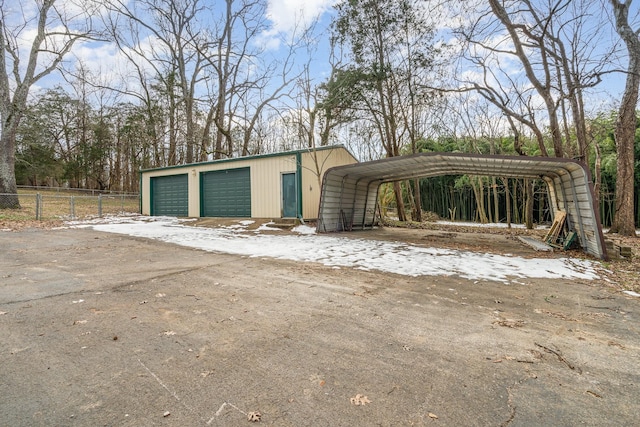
[250,155,297,217]
[142,155,299,218]
[300,148,358,219]
[194,156,297,218]
[141,146,358,220]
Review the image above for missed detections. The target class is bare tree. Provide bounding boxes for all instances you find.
[608,0,639,236]
[237,33,303,157]
[105,0,209,165]
[457,0,609,159]
[0,0,95,207]
[194,0,305,160]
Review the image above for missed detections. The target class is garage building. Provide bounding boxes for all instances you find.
[140,145,358,220]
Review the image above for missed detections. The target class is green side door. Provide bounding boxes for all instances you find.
[201,168,251,217]
[151,174,189,216]
[282,173,297,218]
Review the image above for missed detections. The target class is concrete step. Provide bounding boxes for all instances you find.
[269,218,299,229]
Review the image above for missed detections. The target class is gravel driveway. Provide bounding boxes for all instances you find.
[1,227,638,426]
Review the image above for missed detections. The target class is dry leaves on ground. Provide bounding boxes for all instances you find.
[247,411,261,422]
[350,394,371,406]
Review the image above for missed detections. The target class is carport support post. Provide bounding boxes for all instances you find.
[338,175,347,231]
[372,183,381,229]
[361,181,377,229]
[543,177,554,219]
[350,178,363,229]
[360,181,370,230]
[569,178,587,247]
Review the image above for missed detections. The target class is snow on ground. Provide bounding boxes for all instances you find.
[255,221,283,232]
[435,220,548,229]
[68,215,601,283]
[292,224,316,235]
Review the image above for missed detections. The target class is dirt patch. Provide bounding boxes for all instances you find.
[0,218,64,231]
[191,217,302,233]
[1,225,639,426]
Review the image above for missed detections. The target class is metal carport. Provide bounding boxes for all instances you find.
[316,152,607,260]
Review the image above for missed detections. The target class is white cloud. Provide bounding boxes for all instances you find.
[259,0,336,49]
[266,0,335,34]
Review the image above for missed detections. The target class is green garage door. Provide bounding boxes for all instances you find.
[201,167,251,217]
[151,174,188,216]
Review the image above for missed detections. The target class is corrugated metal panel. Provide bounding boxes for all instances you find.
[317,153,606,260]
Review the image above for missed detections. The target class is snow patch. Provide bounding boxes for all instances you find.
[73,216,600,283]
[256,222,282,231]
[436,220,547,230]
[292,225,316,235]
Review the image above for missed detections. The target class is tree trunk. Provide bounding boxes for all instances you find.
[502,178,512,229]
[486,178,493,223]
[0,0,86,207]
[471,178,489,223]
[200,107,215,161]
[184,98,195,164]
[168,94,178,165]
[594,140,602,205]
[525,179,534,229]
[393,181,407,222]
[512,180,519,223]
[609,0,639,236]
[492,177,499,223]
[413,178,422,222]
[0,132,20,208]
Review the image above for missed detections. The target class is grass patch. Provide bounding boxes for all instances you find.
[1,189,139,221]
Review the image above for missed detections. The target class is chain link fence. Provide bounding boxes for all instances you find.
[0,192,140,221]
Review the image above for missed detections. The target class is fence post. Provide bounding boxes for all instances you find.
[70,196,75,219]
[98,194,103,218]
[36,193,41,220]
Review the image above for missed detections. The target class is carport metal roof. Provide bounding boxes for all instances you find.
[316,152,607,260]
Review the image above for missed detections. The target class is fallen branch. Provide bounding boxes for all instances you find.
[534,343,582,374]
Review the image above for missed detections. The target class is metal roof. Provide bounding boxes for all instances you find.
[139,144,357,173]
[316,152,607,259]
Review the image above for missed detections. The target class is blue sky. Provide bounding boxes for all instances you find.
[16,0,337,99]
[9,0,639,127]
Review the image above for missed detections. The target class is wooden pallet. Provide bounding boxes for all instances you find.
[544,211,566,243]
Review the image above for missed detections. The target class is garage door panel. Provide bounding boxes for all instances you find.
[201,168,251,217]
[151,174,188,216]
